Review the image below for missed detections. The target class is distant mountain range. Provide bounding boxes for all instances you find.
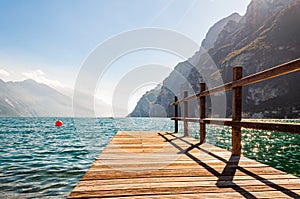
[0,79,73,116]
[130,0,300,118]
[0,79,112,117]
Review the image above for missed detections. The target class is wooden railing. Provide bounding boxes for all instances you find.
[171,58,300,156]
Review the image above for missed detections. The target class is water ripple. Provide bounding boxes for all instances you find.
[0,117,299,198]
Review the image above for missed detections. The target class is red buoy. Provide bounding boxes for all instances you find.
[55,120,63,126]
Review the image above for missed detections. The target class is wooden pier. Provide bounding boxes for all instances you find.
[68,131,300,198]
[68,59,300,198]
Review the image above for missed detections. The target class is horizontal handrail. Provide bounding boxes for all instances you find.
[171,58,300,155]
[171,117,300,134]
[171,58,300,105]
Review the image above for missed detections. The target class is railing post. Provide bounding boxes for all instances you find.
[200,83,206,143]
[174,96,178,133]
[183,91,189,137]
[232,67,243,156]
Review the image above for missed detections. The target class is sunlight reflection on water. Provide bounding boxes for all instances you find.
[0,117,299,198]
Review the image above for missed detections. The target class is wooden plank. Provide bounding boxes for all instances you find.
[76,175,299,187]
[69,185,300,198]
[67,131,300,199]
[114,190,300,199]
[72,180,300,192]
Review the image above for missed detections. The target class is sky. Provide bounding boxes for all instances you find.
[0,0,251,116]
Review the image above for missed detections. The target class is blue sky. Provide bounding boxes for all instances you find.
[0,0,251,115]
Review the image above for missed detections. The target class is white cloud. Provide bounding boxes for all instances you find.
[0,69,10,76]
[22,69,65,88]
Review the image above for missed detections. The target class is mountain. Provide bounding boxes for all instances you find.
[0,79,73,116]
[0,79,114,117]
[201,13,242,50]
[130,0,300,118]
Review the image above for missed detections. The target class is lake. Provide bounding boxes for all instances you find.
[0,117,299,198]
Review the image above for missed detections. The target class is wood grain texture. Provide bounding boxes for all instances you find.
[232,67,242,156]
[170,117,300,133]
[200,83,206,144]
[174,96,178,133]
[67,131,300,198]
[183,91,189,137]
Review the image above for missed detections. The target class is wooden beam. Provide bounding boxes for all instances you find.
[205,119,300,134]
[171,117,300,134]
[184,91,189,137]
[171,58,300,105]
[232,67,243,156]
[200,83,206,143]
[174,96,178,133]
[200,58,300,97]
[234,58,300,88]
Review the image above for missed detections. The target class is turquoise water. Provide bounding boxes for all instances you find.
[208,120,300,177]
[0,117,299,198]
[186,119,300,177]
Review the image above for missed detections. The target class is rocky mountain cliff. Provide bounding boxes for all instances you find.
[130,0,300,118]
[201,13,242,50]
